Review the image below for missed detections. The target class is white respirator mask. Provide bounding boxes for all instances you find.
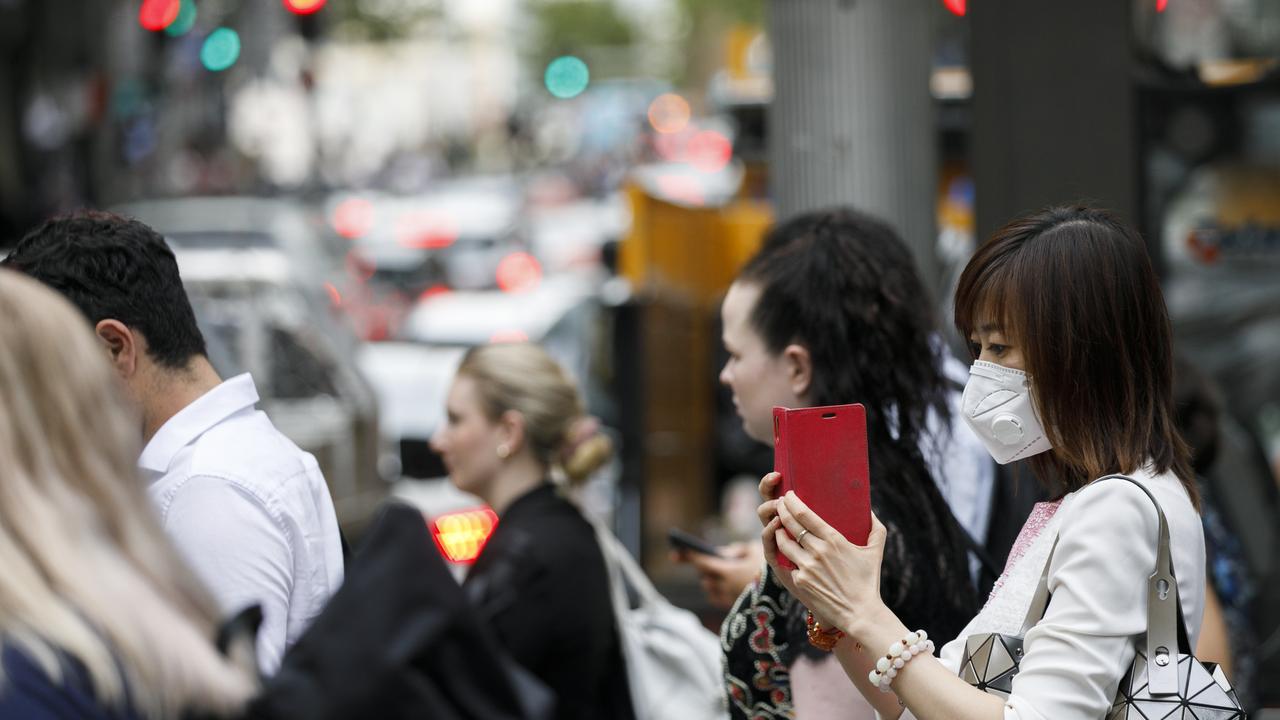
[960,360,1053,465]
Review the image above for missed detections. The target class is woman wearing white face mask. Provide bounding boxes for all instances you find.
[757,206,1210,719]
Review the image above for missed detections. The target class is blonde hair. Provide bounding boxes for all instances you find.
[0,271,255,717]
[457,343,612,485]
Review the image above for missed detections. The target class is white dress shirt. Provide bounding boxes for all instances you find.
[140,373,345,674]
[891,464,1206,720]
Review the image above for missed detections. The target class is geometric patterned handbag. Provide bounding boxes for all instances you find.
[959,475,1246,718]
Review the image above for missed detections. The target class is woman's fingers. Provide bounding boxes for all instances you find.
[778,491,841,545]
[761,516,783,564]
[757,498,779,528]
[758,472,782,501]
[773,521,811,569]
[774,496,822,556]
[867,511,887,546]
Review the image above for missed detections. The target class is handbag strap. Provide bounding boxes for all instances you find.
[1018,474,1191,696]
[591,519,667,611]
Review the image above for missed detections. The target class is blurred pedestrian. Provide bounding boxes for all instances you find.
[2,211,344,674]
[1173,354,1263,709]
[0,270,257,718]
[699,208,981,720]
[430,342,632,720]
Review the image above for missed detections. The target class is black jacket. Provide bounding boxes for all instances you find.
[246,502,554,720]
[464,483,633,720]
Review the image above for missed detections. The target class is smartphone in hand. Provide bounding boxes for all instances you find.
[667,528,723,557]
[772,403,871,569]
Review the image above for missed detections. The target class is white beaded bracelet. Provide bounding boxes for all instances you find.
[867,629,934,692]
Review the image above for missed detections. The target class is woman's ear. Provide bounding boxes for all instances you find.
[498,409,528,454]
[782,343,812,400]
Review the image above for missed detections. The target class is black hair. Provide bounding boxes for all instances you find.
[739,207,975,655]
[2,210,207,369]
[741,208,951,444]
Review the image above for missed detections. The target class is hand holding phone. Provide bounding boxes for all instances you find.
[772,403,871,569]
[667,528,723,557]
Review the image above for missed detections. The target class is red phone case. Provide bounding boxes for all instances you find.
[772,404,871,570]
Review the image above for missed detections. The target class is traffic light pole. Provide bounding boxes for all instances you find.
[767,0,939,285]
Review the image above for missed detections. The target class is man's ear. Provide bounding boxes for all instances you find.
[95,319,139,379]
[782,343,812,400]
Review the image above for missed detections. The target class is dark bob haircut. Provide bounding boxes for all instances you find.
[954,205,1196,504]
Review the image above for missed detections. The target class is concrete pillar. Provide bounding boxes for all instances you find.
[768,0,939,283]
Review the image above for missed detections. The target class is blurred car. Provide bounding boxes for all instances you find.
[329,176,527,295]
[114,197,388,537]
[400,272,601,390]
[115,196,348,288]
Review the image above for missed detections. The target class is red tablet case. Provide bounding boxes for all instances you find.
[772,404,871,570]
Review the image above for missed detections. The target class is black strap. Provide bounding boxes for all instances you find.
[951,508,1002,586]
[339,528,353,572]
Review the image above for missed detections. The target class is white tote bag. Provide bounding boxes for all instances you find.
[592,523,726,720]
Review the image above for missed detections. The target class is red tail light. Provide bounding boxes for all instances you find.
[333,198,374,239]
[418,284,452,302]
[496,252,542,293]
[489,329,530,344]
[430,507,498,564]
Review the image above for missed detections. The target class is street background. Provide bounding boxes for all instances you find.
[3,0,1279,709]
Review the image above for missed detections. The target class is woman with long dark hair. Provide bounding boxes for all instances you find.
[764,206,1209,719]
[715,208,979,719]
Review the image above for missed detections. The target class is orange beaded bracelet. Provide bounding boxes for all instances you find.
[805,611,846,652]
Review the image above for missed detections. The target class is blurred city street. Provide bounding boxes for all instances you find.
[3,0,1280,715]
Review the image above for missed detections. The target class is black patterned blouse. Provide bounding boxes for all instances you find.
[720,505,976,720]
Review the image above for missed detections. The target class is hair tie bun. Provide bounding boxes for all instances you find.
[561,416,612,485]
[560,415,599,458]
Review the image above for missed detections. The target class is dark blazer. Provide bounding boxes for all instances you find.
[464,483,633,720]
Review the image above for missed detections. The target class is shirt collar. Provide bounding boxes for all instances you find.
[138,373,260,477]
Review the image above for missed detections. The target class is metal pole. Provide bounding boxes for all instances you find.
[768,0,939,284]
[969,0,1135,243]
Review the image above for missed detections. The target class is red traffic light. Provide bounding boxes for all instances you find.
[283,0,326,15]
[139,0,181,31]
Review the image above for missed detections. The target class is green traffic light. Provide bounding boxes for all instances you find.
[201,28,241,72]
[544,56,589,99]
[165,0,198,37]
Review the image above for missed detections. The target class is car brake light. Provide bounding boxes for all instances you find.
[396,210,457,249]
[418,284,451,302]
[430,507,498,564]
[489,329,530,344]
[496,252,542,293]
[333,198,374,239]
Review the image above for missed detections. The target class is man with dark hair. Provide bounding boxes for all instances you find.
[3,210,344,674]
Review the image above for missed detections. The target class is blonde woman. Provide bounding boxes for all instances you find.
[0,271,256,719]
[430,342,630,720]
